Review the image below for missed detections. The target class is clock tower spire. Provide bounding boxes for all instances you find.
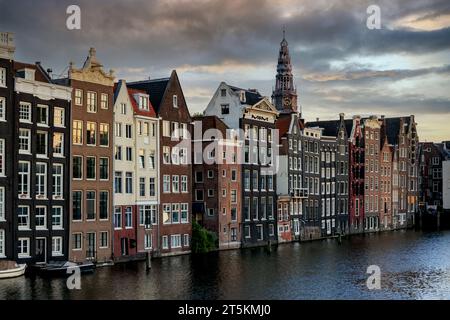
[272,28,298,114]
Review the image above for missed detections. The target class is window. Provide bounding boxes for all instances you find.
[172,175,179,193]
[114,207,122,229]
[163,121,170,137]
[19,128,31,153]
[37,105,48,125]
[73,120,83,144]
[195,171,204,183]
[51,237,63,256]
[183,234,189,247]
[87,91,97,112]
[195,190,204,201]
[18,161,30,197]
[99,123,109,146]
[163,175,171,193]
[149,177,156,196]
[139,96,149,110]
[100,232,108,248]
[73,156,83,179]
[72,233,82,250]
[18,206,30,230]
[19,102,31,122]
[115,123,122,137]
[35,206,47,230]
[125,124,132,139]
[126,147,133,161]
[0,187,4,221]
[139,149,145,168]
[139,177,146,197]
[181,176,188,193]
[0,229,5,257]
[18,238,30,258]
[86,191,96,220]
[86,157,96,180]
[145,234,152,249]
[163,204,171,224]
[208,189,214,197]
[221,104,229,115]
[86,122,96,145]
[221,89,226,97]
[171,234,181,248]
[231,169,237,181]
[253,197,258,220]
[53,132,64,156]
[52,206,63,229]
[231,189,237,204]
[162,236,169,249]
[0,97,5,121]
[207,208,214,216]
[125,207,133,228]
[149,152,155,168]
[244,226,251,238]
[114,172,123,193]
[72,191,82,221]
[163,146,170,164]
[99,191,108,220]
[125,172,133,194]
[75,89,83,106]
[173,95,178,108]
[36,131,48,157]
[99,157,109,180]
[54,107,65,127]
[115,146,122,160]
[172,204,180,223]
[181,203,188,223]
[120,103,127,115]
[100,93,108,109]
[256,225,263,241]
[36,163,47,198]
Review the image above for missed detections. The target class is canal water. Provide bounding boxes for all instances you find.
[1,230,450,300]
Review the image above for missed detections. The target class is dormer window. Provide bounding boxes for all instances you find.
[173,95,178,108]
[139,95,149,110]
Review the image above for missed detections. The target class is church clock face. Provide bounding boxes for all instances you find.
[283,97,292,108]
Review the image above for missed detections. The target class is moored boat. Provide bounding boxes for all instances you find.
[37,261,96,277]
[0,261,27,279]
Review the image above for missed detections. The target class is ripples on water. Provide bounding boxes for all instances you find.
[1,230,450,300]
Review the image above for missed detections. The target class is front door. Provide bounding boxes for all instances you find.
[35,238,46,263]
[87,232,96,259]
[121,238,128,256]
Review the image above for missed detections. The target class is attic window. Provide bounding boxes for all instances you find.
[139,96,149,110]
[173,95,178,108]
[221,104,229,115]
[221,89,226,97]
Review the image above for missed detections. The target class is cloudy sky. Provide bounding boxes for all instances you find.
[1,0,449,141]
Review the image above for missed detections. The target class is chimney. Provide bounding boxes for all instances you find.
[339,113,344,121]
[316,117,319,122]
[0,32,15,60]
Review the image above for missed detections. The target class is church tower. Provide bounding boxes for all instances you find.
[272,29,298,114]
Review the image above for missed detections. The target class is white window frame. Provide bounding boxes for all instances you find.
[0,139,5,176]
[37,104,49,126]
[0,187,4,222]
[75,89,83,106]
[52,236,63,256]
[53,132,64,157]
[18,128,31,154]
[35,206,47,230]
[18,238,30,258]
[0,229,5,257]
[18,161,30,198]
[52,206,63,230]
[18,206,30,230]
[36,162,47,199]
[19,102,32,123]
[171,234,181,248]
[52,164,64,200]
[0,97,5,121]
[73,233,82,251]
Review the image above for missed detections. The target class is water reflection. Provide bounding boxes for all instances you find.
[1,230,450,300]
